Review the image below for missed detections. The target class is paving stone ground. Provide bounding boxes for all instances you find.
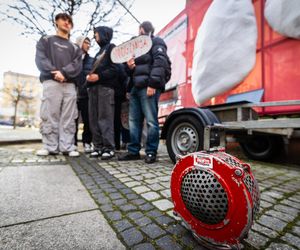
[0,145,125,250]
[0,143,299,250]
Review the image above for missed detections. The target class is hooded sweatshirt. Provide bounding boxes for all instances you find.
[87,26,118,89]
[35,35,82,83]
[75,36,94,99]
[75,36,86,49]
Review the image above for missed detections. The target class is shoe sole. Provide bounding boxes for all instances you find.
[101,156,115,160]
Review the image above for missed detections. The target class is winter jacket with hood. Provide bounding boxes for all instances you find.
[87,26,118,89]
[75,36,94,99]
[126,36,169,91]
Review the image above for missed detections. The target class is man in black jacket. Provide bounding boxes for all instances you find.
[75,36,93,153]
[86,26,118,160]
[118,21,169,164]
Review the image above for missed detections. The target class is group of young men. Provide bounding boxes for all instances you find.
[35,13,170,164]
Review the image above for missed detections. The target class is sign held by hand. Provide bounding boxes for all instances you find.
[111,35,152,63]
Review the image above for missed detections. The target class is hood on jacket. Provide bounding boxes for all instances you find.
[75,36,88,48]
[94,26,113,47]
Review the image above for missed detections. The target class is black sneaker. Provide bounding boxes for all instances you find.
[101,150,115,160]
[118,152,140,161]
[90,150,102,158]
[145,153,156,164]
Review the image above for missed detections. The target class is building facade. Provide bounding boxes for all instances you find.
[0,71,42,127]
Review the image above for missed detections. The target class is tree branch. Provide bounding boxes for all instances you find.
[0,0,136,39]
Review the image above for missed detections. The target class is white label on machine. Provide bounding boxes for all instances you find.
[194,154,213,169]
[111,35,153,63]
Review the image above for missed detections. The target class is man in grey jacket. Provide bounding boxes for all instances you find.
[35,13,82,157]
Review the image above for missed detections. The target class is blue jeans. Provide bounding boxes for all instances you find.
[128,87,161,155]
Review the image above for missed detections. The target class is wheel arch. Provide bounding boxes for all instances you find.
[161,107,219,139]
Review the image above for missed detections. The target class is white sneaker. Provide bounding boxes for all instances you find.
[36,149,49,156]
[68,151,80,157]
[84,143,93,153]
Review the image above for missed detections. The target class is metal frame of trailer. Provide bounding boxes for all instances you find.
[160,100,300,163]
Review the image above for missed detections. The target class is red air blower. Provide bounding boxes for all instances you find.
[171,149,260,249]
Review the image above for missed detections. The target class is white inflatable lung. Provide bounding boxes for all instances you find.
[191,0,257,105]
[265,0,300,39]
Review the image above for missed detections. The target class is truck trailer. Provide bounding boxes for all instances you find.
[157,0,300,163]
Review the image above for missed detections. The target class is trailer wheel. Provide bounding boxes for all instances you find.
[166,115,204,163]
[239,135,283,161]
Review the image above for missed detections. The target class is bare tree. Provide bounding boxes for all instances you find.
[0,0,136,40]
[1,82,34,129]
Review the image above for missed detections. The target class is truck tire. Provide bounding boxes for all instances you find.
[239,135,283,161]
[166,115,204,163]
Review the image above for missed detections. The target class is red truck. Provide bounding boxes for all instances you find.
[158,0,300,163]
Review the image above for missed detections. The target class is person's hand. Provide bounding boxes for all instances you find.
[127,57,136,70]
[126,93,130,100]
[147,87,156,97]
[51,70,65,82]
[86,74,99,82]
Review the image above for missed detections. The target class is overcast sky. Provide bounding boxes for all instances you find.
[0,0,185,86]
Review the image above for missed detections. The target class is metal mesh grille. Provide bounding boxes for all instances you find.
[244,174,260,218]
[211,152,244,168]
[181,169,228,225]
[212,151,260,218]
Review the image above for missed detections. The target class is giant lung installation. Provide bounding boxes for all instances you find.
[191,0,257,105]
[265,0,300,39]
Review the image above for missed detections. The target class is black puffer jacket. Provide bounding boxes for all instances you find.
[128,36,168,91]
[87,26,118,89]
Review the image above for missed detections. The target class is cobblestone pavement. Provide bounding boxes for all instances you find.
[0,144,299,250]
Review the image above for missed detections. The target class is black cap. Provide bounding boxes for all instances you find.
[55,13,73,27]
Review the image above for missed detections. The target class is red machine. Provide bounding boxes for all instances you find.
[171,149,260,249]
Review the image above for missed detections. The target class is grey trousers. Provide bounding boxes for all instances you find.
[40,80,78,153]
[88,85,115,151]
